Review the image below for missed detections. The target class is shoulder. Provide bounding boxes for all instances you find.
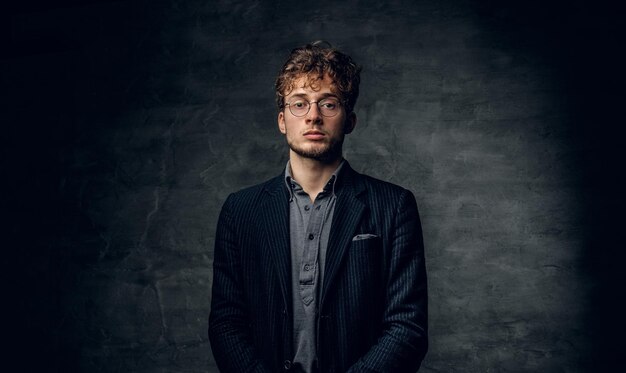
[358,172,407,193]
[347,167,419,217]
[350,167,413,200]
[222,174,284,209]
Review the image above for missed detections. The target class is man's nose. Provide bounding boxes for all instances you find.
[306,103,323,123]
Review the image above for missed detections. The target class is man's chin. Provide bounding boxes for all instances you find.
[290,144,341,163]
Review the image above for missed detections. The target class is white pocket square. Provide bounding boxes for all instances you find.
[352,233,379,241]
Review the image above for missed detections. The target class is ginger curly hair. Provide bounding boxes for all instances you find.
[275,41,362,114]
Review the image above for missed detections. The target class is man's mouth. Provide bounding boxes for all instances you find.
[303,130,326,140]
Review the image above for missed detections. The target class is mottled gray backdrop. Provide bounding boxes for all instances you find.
[3,0,624,372]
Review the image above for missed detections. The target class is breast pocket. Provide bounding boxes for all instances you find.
[347,235,383,283]
[344,235,384,325]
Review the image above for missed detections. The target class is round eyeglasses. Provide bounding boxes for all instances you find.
[283,97,342,117]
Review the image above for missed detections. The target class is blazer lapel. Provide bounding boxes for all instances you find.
[320,165,366,310]
[260,177,292,311]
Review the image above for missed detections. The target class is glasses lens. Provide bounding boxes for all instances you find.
[319,98,340,117]
[288,100,309,116]
[286,98,341,117]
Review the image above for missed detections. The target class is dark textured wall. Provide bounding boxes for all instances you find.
[4,0,624,372]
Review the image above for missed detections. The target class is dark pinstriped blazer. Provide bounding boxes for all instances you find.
[209,162,427,373]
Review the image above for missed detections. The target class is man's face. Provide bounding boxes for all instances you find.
[278,73,356,163]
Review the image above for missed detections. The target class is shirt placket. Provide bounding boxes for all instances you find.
[298,191,328,307]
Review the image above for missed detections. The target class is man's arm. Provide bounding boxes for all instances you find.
[348,189,428,372]
[208,194,272,373]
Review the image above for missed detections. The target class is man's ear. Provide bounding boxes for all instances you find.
[344,112,357,134]
[278,111,286,134]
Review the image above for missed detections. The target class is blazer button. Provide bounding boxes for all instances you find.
[283,359,292,370]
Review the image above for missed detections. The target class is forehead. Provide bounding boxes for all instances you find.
[285,73,338,98]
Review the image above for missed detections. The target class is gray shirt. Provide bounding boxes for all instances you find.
[285,160,345,373]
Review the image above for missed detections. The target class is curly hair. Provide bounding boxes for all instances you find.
[275,41,362,114]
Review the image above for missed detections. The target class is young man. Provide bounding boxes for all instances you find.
[209,42,428,372]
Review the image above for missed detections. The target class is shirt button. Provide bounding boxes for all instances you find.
[283,360,292,370]
[304,264,310,271]
[304,205,310,211]
[308,233,314,240]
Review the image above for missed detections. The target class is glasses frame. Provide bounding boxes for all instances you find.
[283,97,343,118]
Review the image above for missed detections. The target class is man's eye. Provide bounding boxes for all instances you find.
[292,101,306,108]
[320,100,338,109]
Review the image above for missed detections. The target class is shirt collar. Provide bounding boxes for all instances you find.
[284,159,346,200]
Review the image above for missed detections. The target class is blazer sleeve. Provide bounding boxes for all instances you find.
[347,189,428,372]
[208,194,272,373]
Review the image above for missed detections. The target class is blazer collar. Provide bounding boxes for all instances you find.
[320,163,366,309]
[260,175,291,310]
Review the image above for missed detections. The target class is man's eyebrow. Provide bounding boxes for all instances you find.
[286,92,339,100]
[287,93,307,99]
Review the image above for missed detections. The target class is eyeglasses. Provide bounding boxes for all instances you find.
[283,97,342,117]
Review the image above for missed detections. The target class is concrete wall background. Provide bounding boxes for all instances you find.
[3,0,624,372]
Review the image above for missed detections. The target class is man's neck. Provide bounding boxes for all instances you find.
[289,151,343,202]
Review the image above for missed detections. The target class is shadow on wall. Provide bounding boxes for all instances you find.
[3,0,624,371]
